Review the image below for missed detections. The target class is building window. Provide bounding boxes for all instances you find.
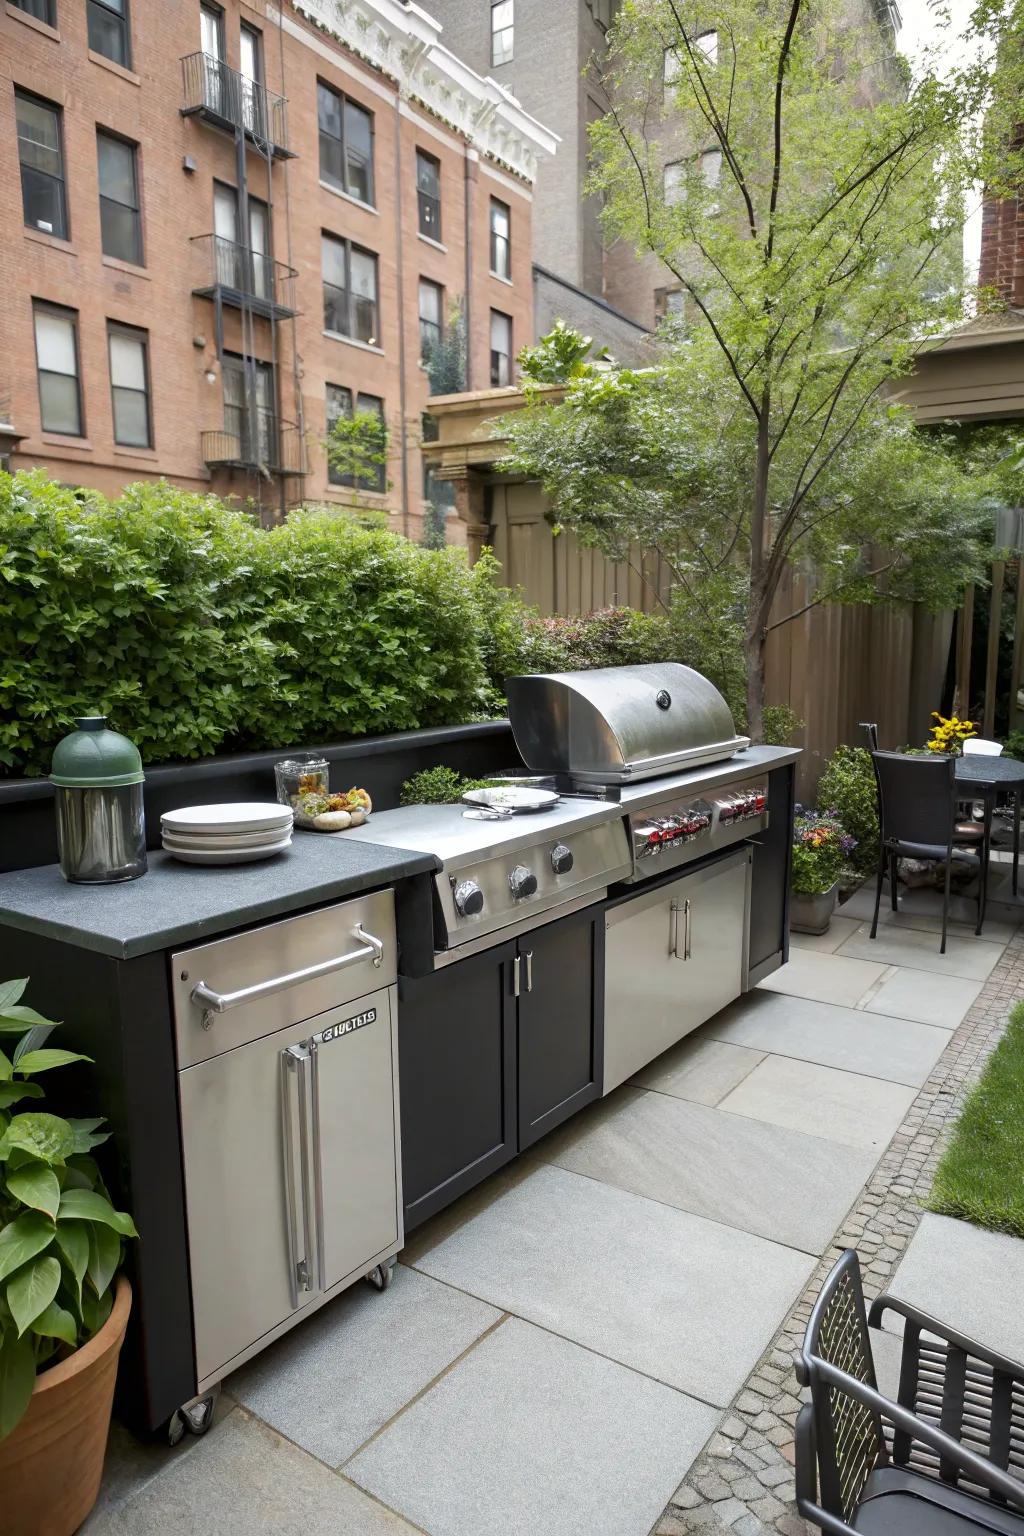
[326,385,386,492]
[97,132,142,265]
[697,30,719,63]
[415,151,442,242]
[490,198,510,279]
[700,147,723,189]
[491,0,513,65]
[16,91,68,239]
[490,310,512,387]
[418,279,443,364]
[240,24,264,136]
[10,0,57,24]
[87,0,131,68]
[318,82,374,206]
[108,324,151,447]
[200,2,223,58]
[663,161,684,206]
[33,303,82,435]
[223,354,276,466]
[322,234,379,346]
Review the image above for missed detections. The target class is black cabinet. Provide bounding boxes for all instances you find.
[516,907,603,1150]
[397,906,604,1230]
[397,940,517,1231]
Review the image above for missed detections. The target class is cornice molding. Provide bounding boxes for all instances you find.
[290,0,559,182]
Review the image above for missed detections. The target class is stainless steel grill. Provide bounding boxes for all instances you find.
[505,663,749,789]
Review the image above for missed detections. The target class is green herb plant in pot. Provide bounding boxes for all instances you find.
[790,809,858,936]
[0,977,137,1536]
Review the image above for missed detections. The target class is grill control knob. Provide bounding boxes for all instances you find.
[453,879,484,917]
[509,864,538,899]
[550,843,574,875]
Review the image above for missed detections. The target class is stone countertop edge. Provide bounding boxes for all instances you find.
[0,839,440,961]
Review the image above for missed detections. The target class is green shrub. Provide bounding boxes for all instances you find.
[816,745,879,873]
[0,473,491,775]
[399,767,498,805]
[762,705,803,747]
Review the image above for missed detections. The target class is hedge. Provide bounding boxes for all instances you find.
[0,472,497,776]
[0,470,758,778]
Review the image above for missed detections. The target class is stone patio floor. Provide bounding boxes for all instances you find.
[84,875,1024,1536]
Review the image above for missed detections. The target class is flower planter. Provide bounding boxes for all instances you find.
[790,880,839,936]
[0,1276,131,1536]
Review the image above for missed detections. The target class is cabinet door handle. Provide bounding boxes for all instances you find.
[192,924,384,1026]
[280,1044,319,1308]
[513,954,521,997]
[670,900,693,960]
[524,951,533,993]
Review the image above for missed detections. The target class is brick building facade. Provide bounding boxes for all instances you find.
[0,0,555,536]
[979,188,1024,309]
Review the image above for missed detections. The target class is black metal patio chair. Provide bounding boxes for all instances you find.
[796,1249,1024,1535]
[869,749,987,953]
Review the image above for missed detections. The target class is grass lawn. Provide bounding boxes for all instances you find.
[928,1000,1024,1239]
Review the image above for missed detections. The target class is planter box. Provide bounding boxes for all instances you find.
[790,881,839,936]
[0,720,519,874]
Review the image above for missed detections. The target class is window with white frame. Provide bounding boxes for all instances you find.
[491,0,513,65]
[108,323,151,447]
[490,198,510,279]
[33,302,82,435]
[418,279,443,364]
[490,310,512,387]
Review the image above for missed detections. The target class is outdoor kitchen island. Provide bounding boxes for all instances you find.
[0,666,798,1453]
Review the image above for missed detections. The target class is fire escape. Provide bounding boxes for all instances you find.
[180,51,306,511]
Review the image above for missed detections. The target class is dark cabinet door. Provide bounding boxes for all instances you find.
[397,941,516,1231]
[516,908,603,1151]
[748,764,795,985]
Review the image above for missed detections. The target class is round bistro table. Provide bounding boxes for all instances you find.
[955,755,1024,897]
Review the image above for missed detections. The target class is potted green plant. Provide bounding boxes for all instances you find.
[791,809,858,935]
[0,977,136,1536]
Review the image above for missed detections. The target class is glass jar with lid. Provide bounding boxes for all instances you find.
[274,757,331,827]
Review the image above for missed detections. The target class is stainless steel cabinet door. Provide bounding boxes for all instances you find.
[179,987,398,1385]
[603,850,749,1093]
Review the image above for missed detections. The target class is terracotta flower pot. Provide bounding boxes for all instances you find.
[0,1275,131,1536]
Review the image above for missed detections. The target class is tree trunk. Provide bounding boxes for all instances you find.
[745,616,766,743]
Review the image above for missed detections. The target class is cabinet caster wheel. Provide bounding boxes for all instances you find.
[366,1260,395,1292]
[170,1388,218,1442]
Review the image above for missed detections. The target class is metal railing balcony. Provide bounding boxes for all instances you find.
[202,413,306,477]
[190,234,298,318]
[181,52,293,157]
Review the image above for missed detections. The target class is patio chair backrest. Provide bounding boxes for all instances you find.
[871,751,956,855]
[799,1251,886,1525]
[963,737,1003,756]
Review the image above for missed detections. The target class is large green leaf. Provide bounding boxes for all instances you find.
[0,980,27,1013]
[86,1222,120,1299]
[57,1189,137,1238]
[7,1255,61,1336]
[0,1006,59,1034]
[15,1049,90,1075]
[81,1287,113,1339]
[0,1051,11,1083]
[0,1332,35,1439]
[1,1113,74,1166]
[0,1083,43,1111]
[31,1300,77,1348]
[55,1223,88,1305]
[68,1118,110,1155]
[0,1212,55,1283]
[12,1026,55,1064]
[7,1162,60,1220]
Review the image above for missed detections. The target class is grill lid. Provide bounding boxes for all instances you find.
[505,663,748,783]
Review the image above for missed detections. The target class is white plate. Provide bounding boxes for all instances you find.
[162,833,293,865]
[462,786,559,812]
[161,802,294,836]
[162,825,295,851]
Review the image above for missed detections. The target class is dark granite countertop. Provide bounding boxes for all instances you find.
[0,838,439,960]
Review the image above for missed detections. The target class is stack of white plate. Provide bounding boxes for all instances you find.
[160,803,294,865]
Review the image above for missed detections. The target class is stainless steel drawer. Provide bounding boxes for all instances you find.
[171,889,396,1067]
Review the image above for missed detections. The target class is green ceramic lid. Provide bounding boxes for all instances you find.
[50,717,145,789]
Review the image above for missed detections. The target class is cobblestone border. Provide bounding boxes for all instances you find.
[653,926,1024,1536]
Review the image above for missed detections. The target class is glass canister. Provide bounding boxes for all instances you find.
[274,757,330,827]
[50,717,147,883]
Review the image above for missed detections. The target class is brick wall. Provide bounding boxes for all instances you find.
[0,0,537,537]
[979,191,1024,309]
